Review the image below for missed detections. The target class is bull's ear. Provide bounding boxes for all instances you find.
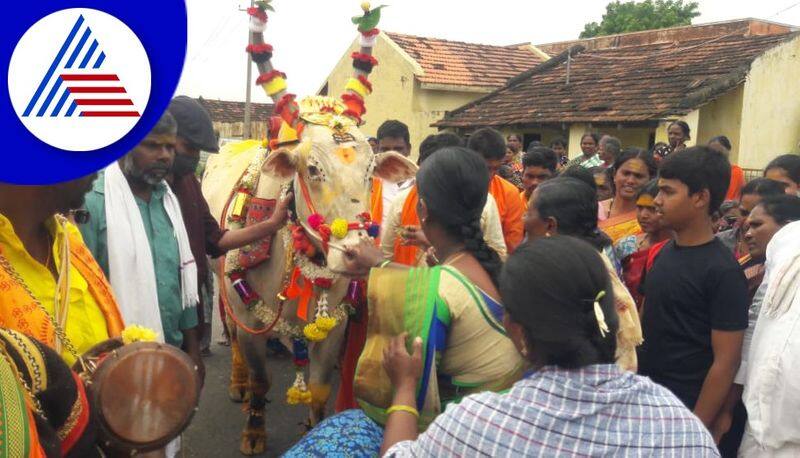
[374,151,418,182]
[262,147,297,178]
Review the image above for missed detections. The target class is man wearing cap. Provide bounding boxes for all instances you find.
[166,96,291,352]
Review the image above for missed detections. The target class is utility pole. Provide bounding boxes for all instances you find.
[243,0,254,138]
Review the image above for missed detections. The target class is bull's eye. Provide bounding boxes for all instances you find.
[306,159,326,182]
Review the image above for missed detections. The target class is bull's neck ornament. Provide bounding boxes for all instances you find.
[225,0,382,406]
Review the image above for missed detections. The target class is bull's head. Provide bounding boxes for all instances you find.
[247,2,414,272]
[262,99,415,272]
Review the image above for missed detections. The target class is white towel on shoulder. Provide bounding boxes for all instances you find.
[104,162,198,342]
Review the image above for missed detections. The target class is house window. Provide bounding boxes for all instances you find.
[523,133,542,151]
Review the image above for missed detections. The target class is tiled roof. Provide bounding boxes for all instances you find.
[436,32,795,127]
[385,32,544,89]
[196,97,274,124]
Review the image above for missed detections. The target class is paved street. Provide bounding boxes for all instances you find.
[182,312,337,457]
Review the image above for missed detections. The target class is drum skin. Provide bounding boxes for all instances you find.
[85,341,201,453]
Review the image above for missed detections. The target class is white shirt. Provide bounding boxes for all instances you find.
[380,186,507,265]
[742,221,800,456]
[380,179,414,221]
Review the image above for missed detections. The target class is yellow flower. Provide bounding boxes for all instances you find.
[286,386,312,405]
[329,218,349,239]
[315,315,337,332]
[303,323,328,342]
[121,325,158,345]
[361,2,371,12]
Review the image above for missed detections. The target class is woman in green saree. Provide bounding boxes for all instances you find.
[284,146,524,456]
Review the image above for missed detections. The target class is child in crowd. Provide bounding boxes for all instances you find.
[519,147,557,209]
[638,147,749,436]
[614,180,672,310]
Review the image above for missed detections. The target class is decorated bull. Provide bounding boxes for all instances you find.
[206,2,416,454]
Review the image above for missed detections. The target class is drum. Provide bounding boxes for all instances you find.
[75,340,201,453]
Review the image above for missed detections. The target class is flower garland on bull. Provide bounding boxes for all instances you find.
[226,0,383,406]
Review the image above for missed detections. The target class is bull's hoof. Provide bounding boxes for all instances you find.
[239,429,267,455]
[228,384,249,403]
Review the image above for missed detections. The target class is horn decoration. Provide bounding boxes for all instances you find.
[341,2,385,124]
[246,0,299,130]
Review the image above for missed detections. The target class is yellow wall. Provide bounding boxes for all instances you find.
[568,123,591,159]
[322,33,489,159]
[696,86,744,163]
[607,127,653,150]
[739,35,800,169]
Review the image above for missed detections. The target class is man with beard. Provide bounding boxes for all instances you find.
[166,96,291,354]
[0,175,125,365]
[80,112,205,380]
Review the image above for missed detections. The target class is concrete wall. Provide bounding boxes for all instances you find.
[739,35,800,169]
[696,86,744,163]
[322,33,488,160]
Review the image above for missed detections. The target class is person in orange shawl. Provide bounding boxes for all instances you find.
[380,132,507,266]
[369,120,414,231]
[466,128,525,252]
[598,148,657,244]
[708,135,746,201]
[0,177,124,365]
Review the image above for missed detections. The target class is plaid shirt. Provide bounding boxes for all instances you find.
[566,153,604,169]
[385,365,718,457]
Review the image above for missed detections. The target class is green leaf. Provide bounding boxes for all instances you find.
[580,0,698,38]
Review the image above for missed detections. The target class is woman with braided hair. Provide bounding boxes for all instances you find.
[283,147,522,456]
[524,177,643,371]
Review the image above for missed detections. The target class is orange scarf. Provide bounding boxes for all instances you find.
[370,177,383,246]
[395,186,421,266]
[0,230,124,348]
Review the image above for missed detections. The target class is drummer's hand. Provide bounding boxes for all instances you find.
[343,239,385,278]
[383,333,423,392]
[424,247,439,266]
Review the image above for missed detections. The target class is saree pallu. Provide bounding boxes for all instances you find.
[355,265,522,429]
[598,200,642,245]
[287,266,522,456]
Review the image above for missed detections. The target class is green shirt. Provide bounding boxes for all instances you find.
[80,174,198,347]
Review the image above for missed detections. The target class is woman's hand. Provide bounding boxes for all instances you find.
[424,247,439,266]
[400,226,430,248]
[343,238,385,278]
[383,333,423,392]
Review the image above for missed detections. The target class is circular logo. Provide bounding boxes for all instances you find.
[8,8,151,152]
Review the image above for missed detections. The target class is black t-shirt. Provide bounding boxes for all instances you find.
[638,238,748,408]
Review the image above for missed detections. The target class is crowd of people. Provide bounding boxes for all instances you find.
[1,96,800,456]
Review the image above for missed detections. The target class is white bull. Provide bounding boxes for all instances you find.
[203,118,415,454]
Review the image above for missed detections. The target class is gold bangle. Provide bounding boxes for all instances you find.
[377,259,392,268]
[387,404,419,418]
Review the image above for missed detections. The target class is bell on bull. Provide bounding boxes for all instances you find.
[203,1,417,454]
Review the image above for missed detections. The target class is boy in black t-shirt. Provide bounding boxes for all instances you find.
[638,146,748,436]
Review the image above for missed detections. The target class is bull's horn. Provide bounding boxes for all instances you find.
[340,4,386,125]
[246,1,300,129]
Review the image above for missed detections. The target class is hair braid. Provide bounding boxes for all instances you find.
[456,217,503,288]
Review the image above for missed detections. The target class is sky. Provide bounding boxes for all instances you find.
[175,0,800,102]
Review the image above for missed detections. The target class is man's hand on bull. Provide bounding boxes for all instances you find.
[343,239,386,277]
[265,192,293,230]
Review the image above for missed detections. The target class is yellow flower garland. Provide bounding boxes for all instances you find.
[121,325,158,345]
[345,77,371,98]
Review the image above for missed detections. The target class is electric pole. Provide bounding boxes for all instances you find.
[243,0,254,138]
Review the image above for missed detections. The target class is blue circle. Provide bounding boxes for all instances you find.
[1,1,187,184]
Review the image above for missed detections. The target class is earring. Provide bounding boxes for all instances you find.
[545,232,551,237]
[520,342,529,357]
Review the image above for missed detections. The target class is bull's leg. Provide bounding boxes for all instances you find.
[228,327,250,403]
[237,331,270,456]
[307,318,348,426]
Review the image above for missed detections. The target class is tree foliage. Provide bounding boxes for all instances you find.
[580,0,700,39]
